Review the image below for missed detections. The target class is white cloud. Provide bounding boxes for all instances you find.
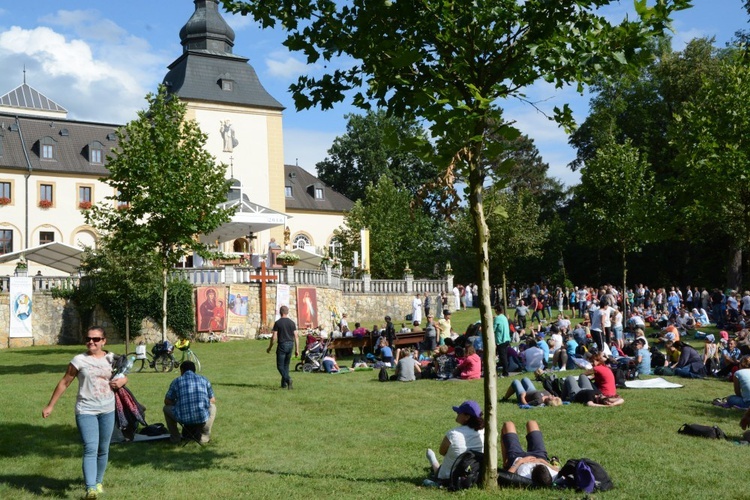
[266,51,311,79]
[0,23,166,124]
[40,9,126,43]
[225,12,254,32]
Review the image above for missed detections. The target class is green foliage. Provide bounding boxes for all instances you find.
[86,85,233,339]
[148,279,195,337]
[335,176,444,279]
[316,110,444,210]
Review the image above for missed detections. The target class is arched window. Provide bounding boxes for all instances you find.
[233,238,248,253]
[328,238,341,258]
[293,234,311,249]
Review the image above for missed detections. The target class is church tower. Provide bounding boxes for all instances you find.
[163,0,287,248]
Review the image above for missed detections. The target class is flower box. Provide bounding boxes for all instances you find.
[78,201,92,210]
[39,200,53,209]
[0,197,10,206]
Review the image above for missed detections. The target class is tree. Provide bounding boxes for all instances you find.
[573,139,663,313]
[222,0,690,486]
[316,110,441,209]
[334,176,443,279]
[87,85,234,341]
[674,55,750,288]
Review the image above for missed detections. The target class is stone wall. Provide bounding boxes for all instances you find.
[0,285,456,348]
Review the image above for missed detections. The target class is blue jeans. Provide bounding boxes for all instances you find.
[727,395,750,409]
[511,378,536,399]
[75,411,115,489]
[276,341,294,387]
[675,366,703,378]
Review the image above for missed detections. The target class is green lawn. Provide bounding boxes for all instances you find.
[1,309,747,499]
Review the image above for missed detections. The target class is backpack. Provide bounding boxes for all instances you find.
[650,346,666,368]
[378,367,389,382]
[448,450,484,491]
[677,423,727,440]
[541,374,564,398]
[555,458,613,493]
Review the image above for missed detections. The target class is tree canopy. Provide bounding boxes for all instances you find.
[87,85,233,340]
[222,0,691,487]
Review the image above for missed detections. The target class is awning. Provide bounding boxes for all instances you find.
[199,199,288,245]
[0,242,84,274]
[291,247,323,270]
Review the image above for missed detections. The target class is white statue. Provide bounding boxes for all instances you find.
[220,120,239,152]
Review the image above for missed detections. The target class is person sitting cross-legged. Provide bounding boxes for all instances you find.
[500,420,560,487]
[163,361,216,444]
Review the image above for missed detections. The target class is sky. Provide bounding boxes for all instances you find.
[0,0,746,187]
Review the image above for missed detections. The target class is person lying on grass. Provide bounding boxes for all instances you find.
[423,400,484,487]
[563,353,624,407]
[500,420,559,486]
[501,377,562,407]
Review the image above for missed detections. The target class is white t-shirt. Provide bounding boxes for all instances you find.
[514,460,558,481]
[437,425,485,479]
[71,352,115,415]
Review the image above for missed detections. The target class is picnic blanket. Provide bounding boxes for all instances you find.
[625,377,683,389]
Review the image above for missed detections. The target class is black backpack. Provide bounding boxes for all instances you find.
[678,423,727,440]
[555,458,614,492]
[448,450,484,491]
[541,374,564,398]
[650,346,666,368]
[378,367,389,382]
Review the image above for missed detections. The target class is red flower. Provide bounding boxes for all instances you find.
[39,199,53,209]
[0,197,10,206]
[78,201,92,210]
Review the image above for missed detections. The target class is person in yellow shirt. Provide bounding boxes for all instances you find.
[436,310,454,345]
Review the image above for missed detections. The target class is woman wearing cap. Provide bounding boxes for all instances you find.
[424,400,485,487]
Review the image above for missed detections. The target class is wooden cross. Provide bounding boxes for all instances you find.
[249,261,278,326]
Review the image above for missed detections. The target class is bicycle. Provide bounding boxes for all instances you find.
[134,341,177,372]
[174,338,201,372]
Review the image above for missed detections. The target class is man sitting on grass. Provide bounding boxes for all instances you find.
[163,361,216,444]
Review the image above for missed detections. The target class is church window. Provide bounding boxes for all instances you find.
[40,231,54,245]
[0,229,12,254]
[293,234,311,249]
[285,186,293,197]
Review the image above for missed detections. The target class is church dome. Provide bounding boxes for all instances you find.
[179,0,235,54]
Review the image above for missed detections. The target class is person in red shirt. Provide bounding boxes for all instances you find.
[563,353,623,407]
[453,345,482,380]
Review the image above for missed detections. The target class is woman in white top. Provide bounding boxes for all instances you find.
[42,327,127,499]
[424,400,485,486]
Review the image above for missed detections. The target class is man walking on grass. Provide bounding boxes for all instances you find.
[495,305,511,377]
[268,305,299,389]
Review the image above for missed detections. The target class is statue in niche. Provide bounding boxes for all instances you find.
[220,119,239,152]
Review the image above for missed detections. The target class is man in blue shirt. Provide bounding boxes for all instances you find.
[163,361,216,444]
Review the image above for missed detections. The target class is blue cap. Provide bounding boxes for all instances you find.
[452,400,481,418]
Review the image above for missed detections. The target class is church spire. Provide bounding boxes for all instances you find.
[179,0,235,54]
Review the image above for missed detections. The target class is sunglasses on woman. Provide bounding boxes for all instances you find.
[85,337,104,343]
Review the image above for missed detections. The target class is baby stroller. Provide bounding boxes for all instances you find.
[295,336,330,373]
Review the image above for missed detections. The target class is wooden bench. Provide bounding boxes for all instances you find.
[393,331,426,347]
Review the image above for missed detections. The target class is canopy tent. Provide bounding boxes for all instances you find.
[0,242,84,274]
[291,247,323,270]
[199,198,288,245]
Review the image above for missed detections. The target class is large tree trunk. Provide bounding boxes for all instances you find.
[727,245,742,291]
[467,148,498,490]
[162,267,168,342]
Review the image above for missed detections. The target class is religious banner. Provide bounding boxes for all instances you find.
[10,277,33,338]
[296,287,318,329]
[227,285,250,337]
[275,284,290,321]
[196,286,227,332]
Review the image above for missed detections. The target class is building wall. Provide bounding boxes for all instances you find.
[0,169,104,275]
[285,209,345,255]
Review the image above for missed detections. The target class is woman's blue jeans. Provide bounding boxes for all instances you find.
[75,411,115,489]
[511,378,536,399]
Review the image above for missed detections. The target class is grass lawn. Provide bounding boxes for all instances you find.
[1,309,748,499]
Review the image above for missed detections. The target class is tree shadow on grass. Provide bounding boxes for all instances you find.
[4,348,79,356]
[213,382,286,391]
[0,363,69,375]
[109,438,236,472]
[238,466,419,486]
[0,474,76,498]
[0,423,80,459]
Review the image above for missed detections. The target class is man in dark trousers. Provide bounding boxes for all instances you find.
[163,361,216,444]
[268,305,299,389]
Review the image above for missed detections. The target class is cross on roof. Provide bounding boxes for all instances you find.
[249,261,278,326]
